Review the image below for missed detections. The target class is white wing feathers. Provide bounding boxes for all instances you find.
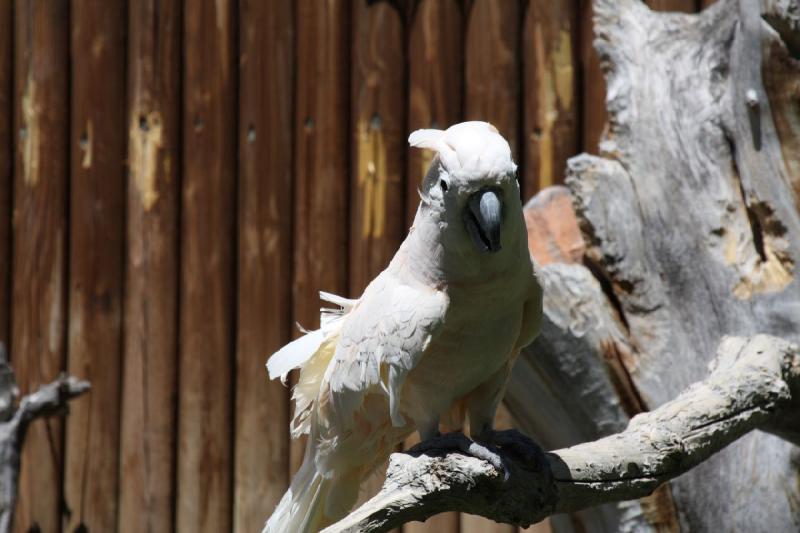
[327,277,447,429]
[266,328,326,385]
[266,292,355,384]
[266,292,357,438]
[267,274,447,439]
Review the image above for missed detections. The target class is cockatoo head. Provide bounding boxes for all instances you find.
[409,121,519,255]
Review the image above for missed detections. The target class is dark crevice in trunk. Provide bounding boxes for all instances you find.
[726,132,769,262]
[580,255,649,416]
[582,255,631,334]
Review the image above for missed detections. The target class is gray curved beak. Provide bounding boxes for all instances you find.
[464,188,503,253]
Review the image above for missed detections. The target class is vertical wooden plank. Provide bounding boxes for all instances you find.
[350,1,406,519]
[405,2,462,531]
[406,0,463,226]
[177,0,236,531]
[11,1,69,532]
[292,0,350,473]
[464,0,520,165]
[522,0,579,197]
[119,2,182,531]
[579,0,606,155]
[461,3,520,529]
[350,2,406,295]
[64,1,127,531]
[0,0,10,346]
[234,0,293,530]
[646,0,696,11]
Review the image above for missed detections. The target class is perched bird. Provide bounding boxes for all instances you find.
[264,121,543,532]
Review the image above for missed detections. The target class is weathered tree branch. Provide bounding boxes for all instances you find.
[0,344,90,533]
[325,335,799,532]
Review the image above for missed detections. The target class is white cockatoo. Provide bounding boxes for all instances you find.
[264,121,543,532]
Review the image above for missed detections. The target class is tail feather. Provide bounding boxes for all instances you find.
[263,457,359,533]
[263,458,324,533]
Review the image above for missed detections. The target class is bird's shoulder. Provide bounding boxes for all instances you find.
[336,269,449,365]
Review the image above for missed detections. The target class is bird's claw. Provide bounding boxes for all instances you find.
[474,428,545,472]
[411,431,510,481]
[464,439,509,481]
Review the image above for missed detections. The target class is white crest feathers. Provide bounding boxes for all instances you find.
[408,121,515,178]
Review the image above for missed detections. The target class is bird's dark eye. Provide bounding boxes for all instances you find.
[439,178,449,192]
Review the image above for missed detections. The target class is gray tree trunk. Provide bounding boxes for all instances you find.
[510,0,800,530]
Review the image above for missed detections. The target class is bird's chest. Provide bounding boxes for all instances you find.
[410,270,529,401]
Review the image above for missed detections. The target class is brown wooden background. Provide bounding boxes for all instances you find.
[0,0,713,532]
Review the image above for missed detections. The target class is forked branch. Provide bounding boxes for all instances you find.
[0,345,90,533]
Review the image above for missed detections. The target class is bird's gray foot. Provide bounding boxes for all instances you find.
[474,428,546,472]
[411,431,509,480]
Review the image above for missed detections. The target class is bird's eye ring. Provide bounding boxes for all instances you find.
[439,178,449,192]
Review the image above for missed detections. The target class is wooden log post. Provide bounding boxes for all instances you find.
[405,0,463,227]
[64,1,127,531]
[177,1,236,531]
[119,2,182,532]
[0,0,10,348]
[11,2,69,531]
[462,3,520,532]
[522,0,579,196]
[404,4,463,531]
[292,0,351,477]
[234,0,294,531]
[349,4,406,526]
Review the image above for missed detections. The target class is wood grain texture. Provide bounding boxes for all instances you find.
[177,0,236,531]
[350,4,406,524]
[11,2,69,531]
[292,0,351,474]
[464,0,520,172]
[350,1,406,294]
[0,0,10,348]
[522,0,579,195]
[119,2,182,531]
[406,0,463,225]
[579,0,606,154]
[402,434,460,533]
[64,1,127,531]
[234,0,293,530]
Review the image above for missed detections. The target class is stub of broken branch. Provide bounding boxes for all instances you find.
[324,335,800,532]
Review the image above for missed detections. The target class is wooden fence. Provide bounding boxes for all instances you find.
[0,1,710,532]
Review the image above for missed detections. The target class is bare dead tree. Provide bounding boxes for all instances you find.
[0,344,89,533]
[329,0,800,530]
